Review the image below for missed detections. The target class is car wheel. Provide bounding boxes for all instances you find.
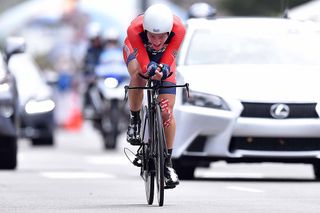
[172,159,195,180]
[313,163,320,180]
[0,137,17,170]
[32,135,54,146]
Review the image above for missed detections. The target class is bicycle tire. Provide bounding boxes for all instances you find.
[141,106,154,205]
[154,104,165,206]
[144,157,155,205]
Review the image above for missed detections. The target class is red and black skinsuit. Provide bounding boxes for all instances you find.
[123,14,185,87]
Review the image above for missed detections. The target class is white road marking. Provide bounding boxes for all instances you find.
[196,170,264,179]
[227,186,264,193]
[18,153,25,161]
[40,171,115,179]
[85,156,130,165]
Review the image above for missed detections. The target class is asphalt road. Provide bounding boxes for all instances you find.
[1,121,320,213]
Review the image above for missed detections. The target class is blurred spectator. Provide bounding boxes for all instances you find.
[61,0,89,43]
[81,22,104,112]
[102,27,121,50]
[83,22,104,74]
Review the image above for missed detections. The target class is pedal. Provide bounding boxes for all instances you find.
[164,179,179,189]
[132,157,142,167]
[164,184,176,189]
[123,147,142,168]
[128,139,142,146]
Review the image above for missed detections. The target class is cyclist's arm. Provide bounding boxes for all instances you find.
[127,15,150,74]
[159,16,186,68]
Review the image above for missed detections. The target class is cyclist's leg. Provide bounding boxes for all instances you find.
[127,59,145,111]
[159,93,176,149]
[159,81,177,149]
[123,39,146,144]
[123,38,146,111]
[159,84,179,186]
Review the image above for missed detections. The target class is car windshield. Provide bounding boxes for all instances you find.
[185,22,320,65]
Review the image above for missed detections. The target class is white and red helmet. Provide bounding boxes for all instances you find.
[143,4,173,34]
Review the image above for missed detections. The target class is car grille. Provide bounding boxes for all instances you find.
[229,137,320,152]
[186,136,207,152]
[240,102,318,118]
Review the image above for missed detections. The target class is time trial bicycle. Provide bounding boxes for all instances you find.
[124,73,189,206]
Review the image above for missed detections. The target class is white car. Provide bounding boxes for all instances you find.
[173,17,320,179]
[9,51,56,146]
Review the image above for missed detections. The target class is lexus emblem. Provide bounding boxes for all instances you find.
[270,103,290,119]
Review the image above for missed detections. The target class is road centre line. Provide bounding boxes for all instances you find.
[40,171,116,179]
[85,155,130,165]
[227,186,264,193]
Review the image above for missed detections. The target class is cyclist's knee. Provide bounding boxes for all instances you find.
[128,59,141,77]
[130,76,145,88]
[160,98,173,128]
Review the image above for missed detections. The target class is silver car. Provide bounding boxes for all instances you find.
[173,17,320,179]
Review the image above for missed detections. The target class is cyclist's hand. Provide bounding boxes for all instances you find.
[151,69,163,80]
[147,62,170,80]
[159,64,170,80]
[147,61,158,77]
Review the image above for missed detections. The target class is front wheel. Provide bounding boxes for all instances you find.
[154,104,165,206]
[101,112,118,150]
[172,159,195,180]
[144,161,155,205]
[142,110,155,205]
[102,132,117,149]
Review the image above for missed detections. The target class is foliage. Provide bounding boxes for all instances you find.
[219,0,312,16]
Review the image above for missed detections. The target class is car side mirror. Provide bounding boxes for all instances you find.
[4,37,26,63]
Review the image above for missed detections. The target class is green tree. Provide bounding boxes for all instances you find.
[219,0,312,16]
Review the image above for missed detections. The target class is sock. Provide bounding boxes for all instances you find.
[166,149,173,167]
[130,110,141,124]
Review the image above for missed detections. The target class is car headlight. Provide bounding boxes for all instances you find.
[0,82,10,93]
[0,104,14,118]
[0,82,14,101]
[104,77,119,89]
[25,99,55,114]
[183,90,230,110]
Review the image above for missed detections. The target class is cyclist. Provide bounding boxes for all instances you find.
[83,22,104,74]
[102,27,121,50]
[82,22,104,115]
[123,4,185,188]
[99,27,123,65]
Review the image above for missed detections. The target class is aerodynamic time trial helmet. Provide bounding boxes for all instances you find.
[143,4,173,34]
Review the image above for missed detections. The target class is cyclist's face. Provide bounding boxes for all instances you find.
[146,31,169,51]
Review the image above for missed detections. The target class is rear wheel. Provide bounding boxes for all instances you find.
[31,135,54,146]
[102,101,119,150]
[313,162,320,180]
[154,105,165,206]
[172,159,195,180]
[0,137,17,170]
